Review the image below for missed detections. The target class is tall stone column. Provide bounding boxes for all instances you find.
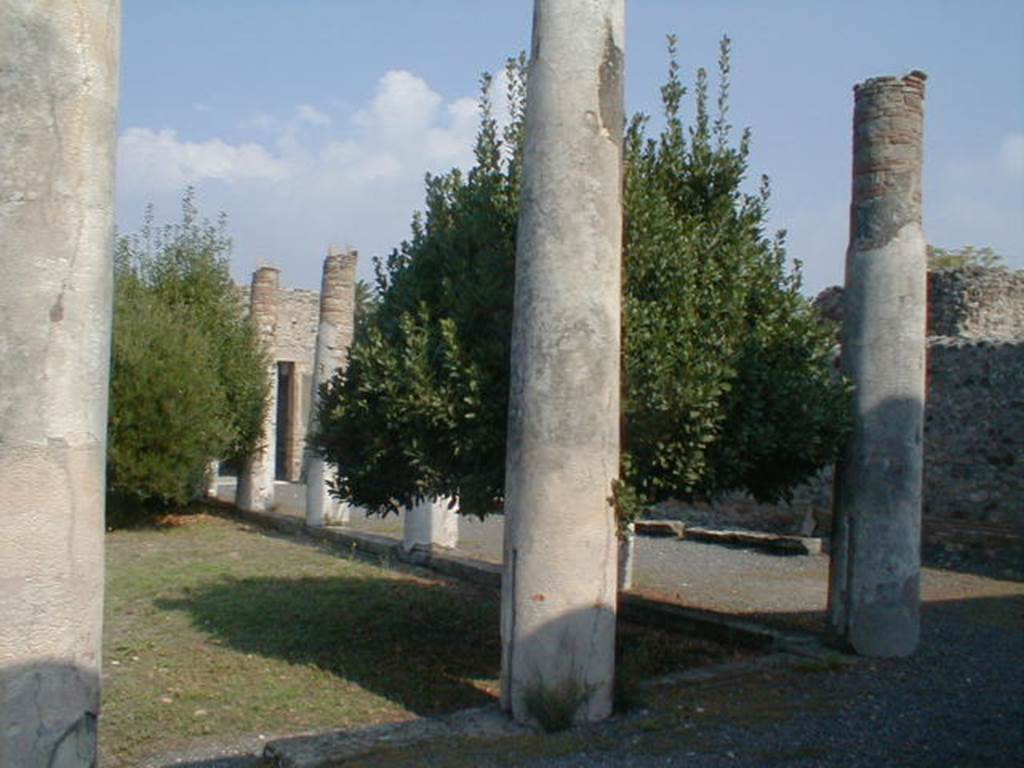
[0,3,121,766]
[403,497,459,555]
[237,266,280,512]
[827,72,928,658]
[501,0,625,724]
[306,248,358,527]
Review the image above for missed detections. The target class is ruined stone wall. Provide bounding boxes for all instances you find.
[817,267,1024,339]
[274,289,319,480]
[924,337,1023,524]
[274,289,320,364]
[236,282,321,482]
[928,267,1024,339]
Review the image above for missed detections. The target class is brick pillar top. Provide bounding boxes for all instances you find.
[849,71,927,252]
[319,248,358,324]
[250,266,279,347]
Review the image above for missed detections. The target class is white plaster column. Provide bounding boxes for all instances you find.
[0,3,121,765]
[403,497,460,553]
[827,73,928,658]
[205,459,220,498]
[237,267,279,512]
[306,248,358,527]
[617,524,636,592]
[500,0,625,725]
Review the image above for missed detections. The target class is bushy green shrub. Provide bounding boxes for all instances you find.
[107,190,267,511]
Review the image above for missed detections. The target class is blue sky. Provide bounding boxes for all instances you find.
[117,1,1024,294]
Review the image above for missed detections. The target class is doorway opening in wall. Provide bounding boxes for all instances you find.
[275,361,294,481]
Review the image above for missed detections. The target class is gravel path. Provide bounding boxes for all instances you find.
[494,594,1024,768]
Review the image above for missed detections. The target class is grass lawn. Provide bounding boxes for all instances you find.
[101,509,742,765]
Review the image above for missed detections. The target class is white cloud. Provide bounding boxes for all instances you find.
[296,103,331,127]
[354,69,444,140]
[999,132,1024,177]
[191,102,212,114]
[426,98,480,163]
[117,69,482,288]
[118,128,289,189]
[243,112,278,132]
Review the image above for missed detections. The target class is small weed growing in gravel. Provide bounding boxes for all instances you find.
[524,675,592,732]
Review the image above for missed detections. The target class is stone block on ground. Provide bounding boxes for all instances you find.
[635,519,686,538]
[683,527,823,556]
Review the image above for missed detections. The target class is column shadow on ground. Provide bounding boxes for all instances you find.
[155,575,501,717]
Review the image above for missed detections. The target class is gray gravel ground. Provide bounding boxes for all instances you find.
[499,598,1024,768]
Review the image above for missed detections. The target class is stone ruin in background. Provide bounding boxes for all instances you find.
[229,271,342,484]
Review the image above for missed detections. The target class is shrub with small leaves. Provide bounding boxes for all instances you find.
[107,190,267,512]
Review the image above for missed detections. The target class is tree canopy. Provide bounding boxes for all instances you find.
[314,39,849,525]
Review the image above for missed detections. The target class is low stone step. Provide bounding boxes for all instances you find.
[682,526,823,556]
[634,519,686,538]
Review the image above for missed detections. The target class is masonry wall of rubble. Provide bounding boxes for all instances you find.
[928,267,1024,339]
[275,289,320,480]
[924,337,1023,525]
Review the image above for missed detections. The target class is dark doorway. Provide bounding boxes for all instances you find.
[275,362,294,480]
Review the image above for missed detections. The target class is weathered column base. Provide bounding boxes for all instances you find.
[306,457,350,527]
[237,453,274,513]
[402,498,459,559]
[205,459,220,498]
[618,524,636,592]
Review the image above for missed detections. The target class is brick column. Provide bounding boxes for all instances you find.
[306,249,358,526]
[827,72,928,657]
[238,267,280,512]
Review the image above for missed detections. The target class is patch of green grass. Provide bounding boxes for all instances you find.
[101,513,499,765]
[101,510,746,765]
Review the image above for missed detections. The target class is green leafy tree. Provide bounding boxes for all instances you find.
[315,41,848,523]
[316,61,524,516]
[926,245,1004,270]
[108,189,267,510]
[619,37,848,514]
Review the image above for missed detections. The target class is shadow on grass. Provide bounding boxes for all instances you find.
[155,575,501,716]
